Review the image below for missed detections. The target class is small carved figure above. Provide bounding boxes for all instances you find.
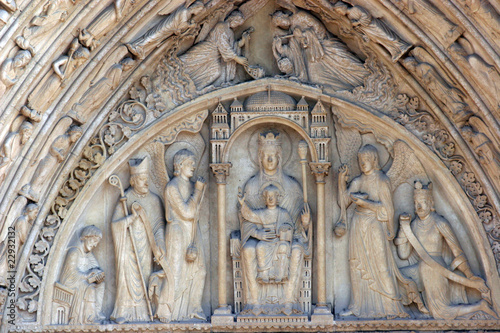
[0,203,38,290]
[21,39,90,122]
[68,57,135,124]
[395,181,497,319]
[16,0,79,54]
[178,10,250,91]
[402,56,472,126]
[0,51,32,97]
[448,41,500,116]
[333,2,412,62]
[461,117,500,188]
[79,0,136,50]
[391,0,463,48]
[0,121,33,185]
[141,10,261,110]
[53,225,105,325]
[126,1,206,60]
[19,123,82,202]
[271,9,369,91]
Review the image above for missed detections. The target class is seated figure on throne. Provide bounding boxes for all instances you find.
[239,130,311,316]
[238,184,294,284]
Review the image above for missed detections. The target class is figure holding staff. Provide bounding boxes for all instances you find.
[156,149,207,321]
[109,158,166,324]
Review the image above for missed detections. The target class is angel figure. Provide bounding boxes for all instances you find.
[461,116,500,187]
[21,40,90,121]
[335,141,428,319]
[126,1,205,60]
[271,9,369,91]
[146,142,207,322]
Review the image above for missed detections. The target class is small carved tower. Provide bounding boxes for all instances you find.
[310,100,330,161]
[211,101,230,163]
[230,98,244,133]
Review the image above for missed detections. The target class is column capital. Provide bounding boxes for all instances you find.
[309,162,331,183]
[210,163,232,184]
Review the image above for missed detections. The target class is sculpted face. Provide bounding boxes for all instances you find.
[27,206,39,221]
[84,237,99,253]
[180,157,196,179]
[132,173,149,194]
[358,153,375,174]
[21,128,32,144]
[264,190,278,208]
[228,14,244,29]
[261,146,279,174]
[272,12,290,29]
[415,194,432,219]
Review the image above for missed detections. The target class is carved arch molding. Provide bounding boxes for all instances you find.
[1,0,500,331]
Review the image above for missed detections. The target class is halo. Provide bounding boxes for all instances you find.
[247,127,293,168]
[165,133,205,176]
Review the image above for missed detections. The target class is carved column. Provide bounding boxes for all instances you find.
[309,162,333,324]
[210,162,234,323]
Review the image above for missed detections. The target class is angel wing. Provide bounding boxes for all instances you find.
[335,122,362,182]
[145,141,169,200]
[386,140,428,191]
[32,116,73,166]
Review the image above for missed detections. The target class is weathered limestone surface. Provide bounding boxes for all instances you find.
[0,0,500,332]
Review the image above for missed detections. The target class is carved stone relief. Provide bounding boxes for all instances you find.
[16,0,79,55]
[52,225,105,325]
[396,181,497,320]
[21,40,90,122]
[271,8,369,91]
[2,0,500,332]
[390,0,463,48]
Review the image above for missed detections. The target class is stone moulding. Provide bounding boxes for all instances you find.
[6,319,500,332]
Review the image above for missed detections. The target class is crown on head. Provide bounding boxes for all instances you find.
[414,180,433,198]
[259,131,281,148]
[129,157,149,175]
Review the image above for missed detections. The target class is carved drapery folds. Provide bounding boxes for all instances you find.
[2,0,500,331]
